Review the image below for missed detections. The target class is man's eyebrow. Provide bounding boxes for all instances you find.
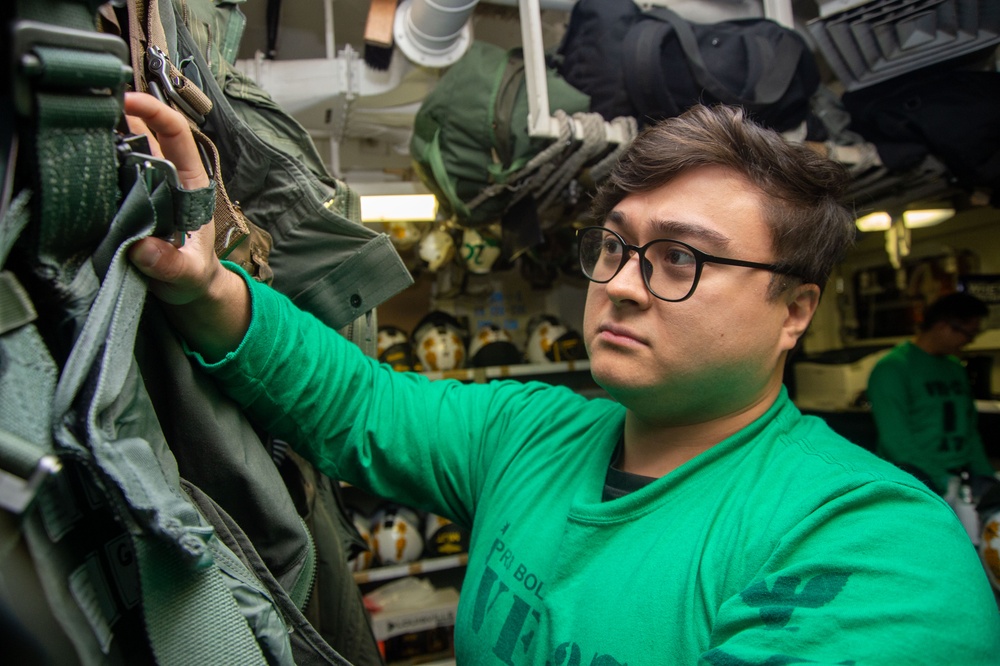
[605,210,733,250]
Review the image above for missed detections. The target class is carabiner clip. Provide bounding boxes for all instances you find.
[146,45,206,125]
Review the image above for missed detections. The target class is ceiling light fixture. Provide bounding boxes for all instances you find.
[854,211,892,232]
[359,193,439,222]
[854,207,955,232]
[901,207,955,229]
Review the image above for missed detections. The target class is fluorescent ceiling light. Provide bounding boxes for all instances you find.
[360,193,438,222]
[854,208,955,232]
[855,211,892,232]
[902,208,954,228]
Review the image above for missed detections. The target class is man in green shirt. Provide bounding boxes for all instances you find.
[868,292,997,495]
[124,91,1000,664]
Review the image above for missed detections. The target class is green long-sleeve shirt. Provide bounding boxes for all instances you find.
[868,341,994,492]
[197,266,1000,664]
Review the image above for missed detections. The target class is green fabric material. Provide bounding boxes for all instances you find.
[410,40,590,228]
[171,179,217,232]
[172,0,248,86]
[171,7,412,331]
[181,480,354,666]
[198,268,1000,665]
[34,92,123,273]
[136,301,319,605]
[48,180,277,664]
[868,341,995,492]
[4,3,301,664]
[15,0,104,30]
[136,533,272,666]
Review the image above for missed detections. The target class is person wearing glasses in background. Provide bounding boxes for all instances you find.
[868,292,999,499]
[125,92,1000,664]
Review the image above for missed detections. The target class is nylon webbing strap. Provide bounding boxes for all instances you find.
[0,271,36,335]
[0,191,56,505]
[137,535,268,665]
[12,3,132,272]
[0,192,35,336]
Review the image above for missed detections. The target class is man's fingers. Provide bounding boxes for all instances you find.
[124,114,166,158]
[128,234,216,306]
[129,237,181,281]
[123,92,209,190]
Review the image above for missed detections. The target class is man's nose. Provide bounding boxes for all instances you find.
[605,250,651,305]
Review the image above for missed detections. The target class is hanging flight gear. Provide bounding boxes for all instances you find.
[1,0,407,663]
[410,40,591,230]
[842,66,1000,206]
[107,5,387,662]
[1,2,292,662]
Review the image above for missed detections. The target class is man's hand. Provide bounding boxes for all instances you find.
[125,91,219,305]
[124,92,251,360]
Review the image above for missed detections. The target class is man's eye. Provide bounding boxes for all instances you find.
[664,246,695,266]
[602,237,623,254]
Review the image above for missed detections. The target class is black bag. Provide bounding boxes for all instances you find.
[842,69,1000,198]
[554,0,641,121]
[558,0,820,132]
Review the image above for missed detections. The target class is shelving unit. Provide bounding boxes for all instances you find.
[421,359,589,382]
[353,554,468,585]
[421,359,607,398]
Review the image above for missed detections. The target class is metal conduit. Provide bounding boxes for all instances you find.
[393,0,479,67]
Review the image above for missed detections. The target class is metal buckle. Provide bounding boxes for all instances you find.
[146,45,206,125]
[11,20,132,118]
[116,133,187,247]
[0,455,61,515]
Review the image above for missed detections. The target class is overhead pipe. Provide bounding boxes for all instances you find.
[391,0,586,69]
[393,0,479,68]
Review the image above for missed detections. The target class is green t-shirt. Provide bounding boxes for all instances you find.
[198,268,1000,664]
[868,341,994,492]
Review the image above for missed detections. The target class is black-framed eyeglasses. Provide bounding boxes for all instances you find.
[577,226,801,302]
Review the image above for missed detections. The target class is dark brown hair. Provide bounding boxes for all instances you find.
[920,292,989,330]
[590,105,855,296]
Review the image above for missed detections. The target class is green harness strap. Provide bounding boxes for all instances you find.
[14,0,124,276]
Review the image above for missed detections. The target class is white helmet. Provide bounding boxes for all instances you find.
[371,505,424,566]
[413,311,466,371]
[468,324,521,368]
[418,228,456,271]
[386,221,423,252]
[377,326,417,371]
[979,487,1000,592]
[525,315,587,364]
[461,227,502,274]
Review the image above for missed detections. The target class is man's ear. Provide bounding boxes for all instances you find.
[780,283,821,351]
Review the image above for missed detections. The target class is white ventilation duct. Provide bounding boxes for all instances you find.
[393,0,479,68]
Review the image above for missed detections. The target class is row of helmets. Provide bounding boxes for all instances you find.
[389,222,502,274]
[387,221,587,291]
[377,311,588,372]
[348,504,470,572]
